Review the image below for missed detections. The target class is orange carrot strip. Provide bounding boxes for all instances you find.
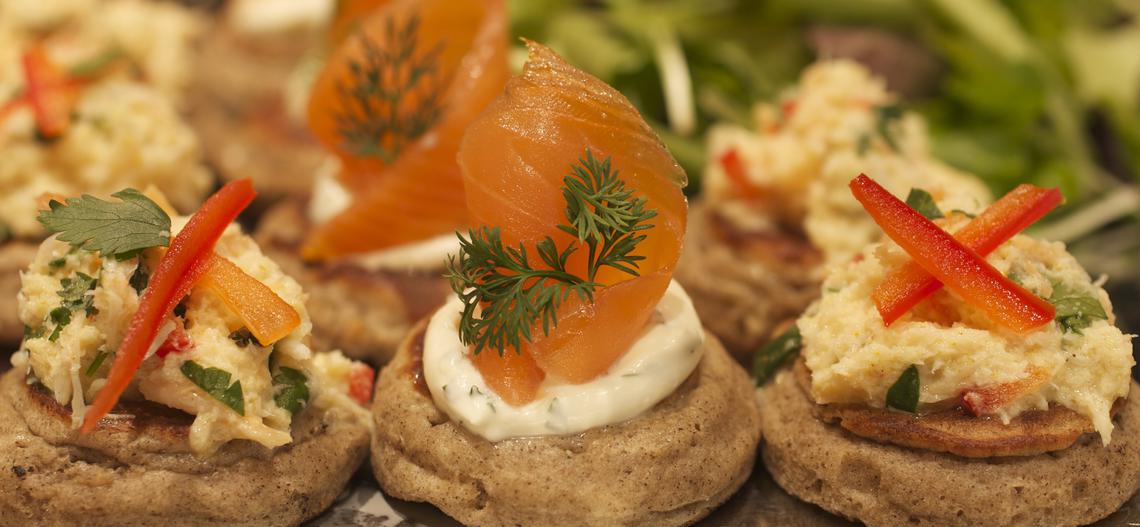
[849,174,1055,333]
[874,184,1063,324]
[81,180,256,433]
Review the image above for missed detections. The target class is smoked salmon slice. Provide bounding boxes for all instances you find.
[303,0,508,259]
[458,41,688,402]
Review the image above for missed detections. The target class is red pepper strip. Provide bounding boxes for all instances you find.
[719,149,763,200]
[156,320,193,359]
[348,363,375,406]
[81,179,256,433]
[21,48,73,139]
[873,184,1063,325]
[961,367,1048,416]
[849,174,1055,333]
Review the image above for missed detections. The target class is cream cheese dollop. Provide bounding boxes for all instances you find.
[423,280,705,442]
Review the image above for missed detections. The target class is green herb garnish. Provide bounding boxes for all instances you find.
[48,257,67,270]
[180,360,245,415]
[334,12,445,163]
[229,328,257,348]
[47,307,71,342]
[85,350,109,377]
[752,324,802,386]
[446,149,656,356]
[905,188,944,220]
[129,262,150,295]
[37,189,171,260]
[58,272,98,316]
[68,48,124,79]
[874,104,904,152]
[271,367,309,414]
[1048,280,1108,334]
[886,364,920,413]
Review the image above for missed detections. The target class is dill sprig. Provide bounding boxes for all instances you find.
[446,149,658,356]
[333,12,446,163]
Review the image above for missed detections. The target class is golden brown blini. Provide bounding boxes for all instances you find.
[758,369,1140,527]
[254,203,451,364]
[371,321,762,527]
[0,369,370,526]
[674,202,821,359]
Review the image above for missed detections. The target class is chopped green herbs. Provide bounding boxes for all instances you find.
[129,262,150,295]
[446,149,656,356]
[48,257,67,270]
[752,324,802,386]
[886,365,920,413]
[68,48,124,79]
[271,367,309,414]
[874,104,904,152]
[229,328,257,348]
[24,325,45,340]
[1048,280,1108,334]
[58,272,98,316]
[85,350,109,377]
[37,189,171,259]
[905,188,944,220]
[47,307,71,342]
[180,360,245,415]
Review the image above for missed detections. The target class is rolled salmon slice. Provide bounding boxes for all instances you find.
[458,41,688,401]
[304,0,509,259]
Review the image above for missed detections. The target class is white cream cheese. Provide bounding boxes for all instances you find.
[308,161,460,271]
[423,280,705,442]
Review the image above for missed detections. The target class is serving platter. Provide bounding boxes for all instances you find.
[311,459,1140,527]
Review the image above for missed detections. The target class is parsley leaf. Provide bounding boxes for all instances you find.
[886,365,920,413]
[180,360,245,415]
[47,307,71,342]
[905,188,944,220]
[753,324,802,386]
[1048,280,1108,334]
[874,104,904,152]
[272,367,310,414]
[37,189,171,259]
[58,272,98,316]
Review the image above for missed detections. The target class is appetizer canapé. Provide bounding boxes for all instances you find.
[188,0,336,199]
[255,0,509,363]
[0,0,211,345]
[371,42,761,527]
[758,175,1140,527]
[675,60,990,357]
[0,181,373,525]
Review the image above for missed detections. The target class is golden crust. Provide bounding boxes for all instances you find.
[371,320,762,527]
[0,240,38,347]
[254,202,451,363]
[759,368,1140,527]
[794,360,1119,458]
[0,369,370,526]
[674,201,821,359]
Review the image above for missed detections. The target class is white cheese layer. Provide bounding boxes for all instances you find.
[423,280,705,442]
[308,163,458,271]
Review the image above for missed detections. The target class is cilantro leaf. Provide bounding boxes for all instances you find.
[272,367,310,414]
[38,189,171,259]
[180,360,245,415]
[47,307,71,342]
[753,324,802,386]
[1049,280,1108,334]
[905,188,944,220]
[886,365,920,413]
